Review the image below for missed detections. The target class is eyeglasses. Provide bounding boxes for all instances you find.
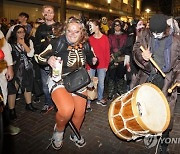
[17,31,25,34]
[114,24,120,27]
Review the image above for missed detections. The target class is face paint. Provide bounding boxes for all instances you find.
[43,7,54,21]
[66,23,82,44]
[152,32,164,39]
[89,22,95,34]
[136,20,144,31]
[102,17,107,25]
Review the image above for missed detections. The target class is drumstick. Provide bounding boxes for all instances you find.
[140,46,166,78]
[168,82,180,93]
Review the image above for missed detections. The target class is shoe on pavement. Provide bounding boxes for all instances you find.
[25,103,38,112]
[16,94,21,101]
[51,124,63,150]
[96,99,107,106]
[9,108,17,120]
[70,134,86,148]
[4,125,21,135]
[86,106,92,112]
[40,105,54,114]
[33,97,40,104]
[107,96,113,101]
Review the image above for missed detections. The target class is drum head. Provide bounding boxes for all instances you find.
[132,83,170,133]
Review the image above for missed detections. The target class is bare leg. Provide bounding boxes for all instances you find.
[71,92,86,131]
[24,90,32,104]
[51,88,74,131]
[8,82,19,109]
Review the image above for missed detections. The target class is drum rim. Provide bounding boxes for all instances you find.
[132,83,171,133]
[108,96,132,140]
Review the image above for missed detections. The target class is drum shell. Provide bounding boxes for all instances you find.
[108,83,170,140]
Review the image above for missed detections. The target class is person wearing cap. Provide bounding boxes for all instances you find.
[132,14,180,153]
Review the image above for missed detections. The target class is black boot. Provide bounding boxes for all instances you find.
[25,103,38,112]
[9,108,17,120]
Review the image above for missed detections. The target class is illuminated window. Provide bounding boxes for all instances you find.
[137,0,140,9]
[123,0,128,4]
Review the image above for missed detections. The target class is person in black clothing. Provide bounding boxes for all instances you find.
[107,19,128,100]
[124,25,138,90]
[29,22,43,103]
[133,14,180,154]
[36,17,98,150]
[34,5,56,114]
[7,25,37,118]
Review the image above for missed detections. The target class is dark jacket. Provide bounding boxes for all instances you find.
[37,35,95,74]
[133,29,180,118]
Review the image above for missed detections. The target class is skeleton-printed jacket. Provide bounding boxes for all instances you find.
[38,35,95,74]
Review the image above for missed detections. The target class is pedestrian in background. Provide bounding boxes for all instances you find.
[8,25,37,120]
[87,19,110,108]
[35,5,56,114]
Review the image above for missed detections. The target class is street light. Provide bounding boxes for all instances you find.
[145,8,151,23]
[107,0,112,4]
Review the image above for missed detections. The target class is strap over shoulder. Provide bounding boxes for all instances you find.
[83,42,91,55]
[54,36,68,55]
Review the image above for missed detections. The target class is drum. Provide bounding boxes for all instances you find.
[108,83,170,141]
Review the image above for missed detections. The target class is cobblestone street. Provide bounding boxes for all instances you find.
[2,94,180,154]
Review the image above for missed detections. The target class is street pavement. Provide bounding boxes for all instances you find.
[2,93,180,154]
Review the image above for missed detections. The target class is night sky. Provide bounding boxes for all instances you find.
[142,0,172,15]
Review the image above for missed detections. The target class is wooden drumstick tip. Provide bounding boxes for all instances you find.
[168,82,180,93]
[168,89,172,93]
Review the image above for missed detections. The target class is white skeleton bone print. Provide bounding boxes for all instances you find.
[67,45,85,67]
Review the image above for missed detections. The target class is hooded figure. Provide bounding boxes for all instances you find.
[133,14,180,153]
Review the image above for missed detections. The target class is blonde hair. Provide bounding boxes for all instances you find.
[65,16,88,44]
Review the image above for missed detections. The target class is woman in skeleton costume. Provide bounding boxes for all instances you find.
[36,16,97,150]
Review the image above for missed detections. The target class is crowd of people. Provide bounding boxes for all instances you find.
[0,4,180,154]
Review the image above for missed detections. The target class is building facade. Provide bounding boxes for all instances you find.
[1,0,142,22]
[172,0,180,17]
